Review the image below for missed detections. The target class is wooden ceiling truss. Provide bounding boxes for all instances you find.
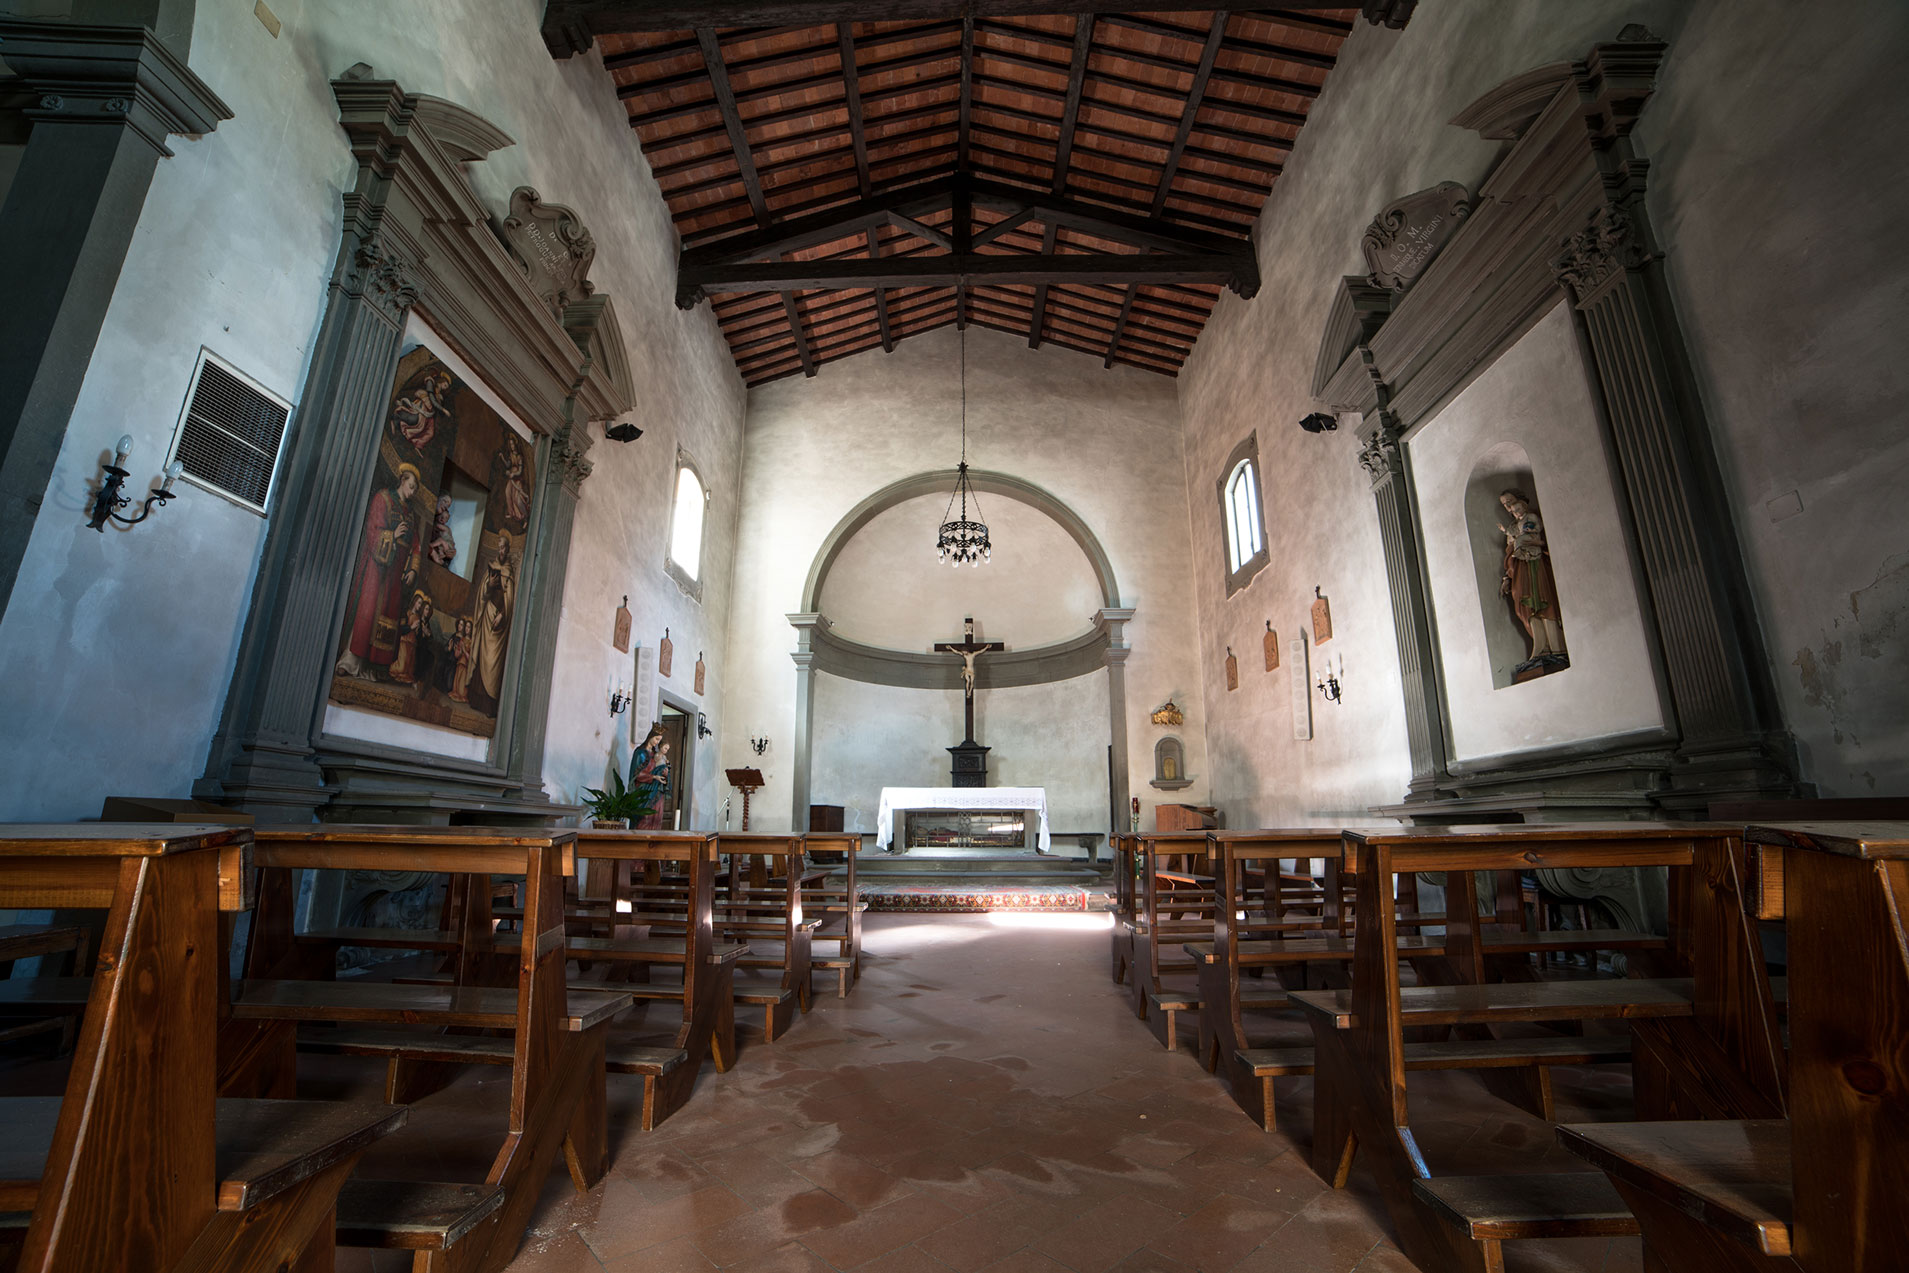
[564,4,1391,385]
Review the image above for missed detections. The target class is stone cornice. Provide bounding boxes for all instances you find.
[0,19,231,157]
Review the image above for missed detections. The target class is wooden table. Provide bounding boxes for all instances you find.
[0,823,402,1273]
[232,824,628,1273]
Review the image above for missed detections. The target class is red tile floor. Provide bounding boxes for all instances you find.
[327,912,1645,1273]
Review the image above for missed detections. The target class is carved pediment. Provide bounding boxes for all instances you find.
[1310,276,1393,402]
[499,187,597,321]
[1449,63,1573,140]
[1361,182,1471,292]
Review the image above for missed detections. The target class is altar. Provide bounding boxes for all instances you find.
[875,786,1051,853]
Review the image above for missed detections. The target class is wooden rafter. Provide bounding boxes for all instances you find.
[695,28,770,224]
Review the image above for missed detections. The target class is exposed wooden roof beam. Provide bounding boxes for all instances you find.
[1027,221,1059,349]
[1103,283,1139,366]
[1050,15,1093,197]
[957,14,975,169]
[545,1,1407,53]
[838,25,871,195]
[865,225,893,351]
[682,252,1256,299]
[1152,13,1228,217]
[781,282,817,375]
[695,28,770,225]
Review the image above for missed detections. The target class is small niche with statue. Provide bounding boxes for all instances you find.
[1467,442,1568,687]
[1151,736,1191,790]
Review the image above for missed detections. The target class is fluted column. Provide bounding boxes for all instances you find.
[1097,607,1136,832]
[787,613,824,829]
[505,421,593,796]
[1360,416,1449,796]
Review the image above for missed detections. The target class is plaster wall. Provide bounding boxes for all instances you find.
[818,494,1103,649]
[721,324,1207,833]
[1410,302,1667,763]
[1180,0,1909,817]
[0,0,743,822]
[809,671,1111,835]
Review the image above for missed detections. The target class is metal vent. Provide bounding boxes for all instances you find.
[170,353,291,514]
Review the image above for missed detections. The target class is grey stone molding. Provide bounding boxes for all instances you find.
[802,467,1122,612]
[0,15,229,625]
[195,72,635,823]
[1360,182,1471,293]
[803,617,1112,690]
[1313,29,1800,817]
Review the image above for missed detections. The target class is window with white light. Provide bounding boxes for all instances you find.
[1217,434,1269,595]
[666,455,707,600]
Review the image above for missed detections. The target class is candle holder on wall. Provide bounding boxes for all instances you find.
[1315,653,1345,704]
[88,435,185,532]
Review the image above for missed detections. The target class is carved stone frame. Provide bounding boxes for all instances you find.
[1313,30,1799,820]
[196,74,635,825]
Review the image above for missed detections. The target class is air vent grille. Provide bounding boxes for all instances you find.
[173,355,291,513]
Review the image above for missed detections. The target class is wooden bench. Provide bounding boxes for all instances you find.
[1126,830,1220,1020]
[229,824,630,1272]
[1555,820,1909,1271]
[1295,823,1724,1273]
[0,822,405,1273]
[800,832,864,997]
[0,923,87,1050]
[704,832,815,1038]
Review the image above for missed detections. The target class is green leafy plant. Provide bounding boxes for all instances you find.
[581,769,656,825]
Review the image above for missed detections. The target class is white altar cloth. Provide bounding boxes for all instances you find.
[875,786,1051,852]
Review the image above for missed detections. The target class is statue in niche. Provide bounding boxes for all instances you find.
[1497,488,1569,677]
[629,723,672,830]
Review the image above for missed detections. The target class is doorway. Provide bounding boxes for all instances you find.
[658,699,694,829]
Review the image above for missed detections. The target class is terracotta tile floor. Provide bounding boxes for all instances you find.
[326,912,1645,1273]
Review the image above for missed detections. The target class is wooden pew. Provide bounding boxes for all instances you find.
[800,832,864,997]
[229,825,631,1273]
[703,832,816,1039]
[0,823,404,1273]
[1110,832,1139,985]
[1128,830,1218,1022]
[1295,823,1725,1273]
[1559,820,1909,1272]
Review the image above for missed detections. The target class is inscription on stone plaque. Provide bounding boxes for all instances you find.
[1289,637,1312,741]
[498,187,598,320]
[1361,182,1471,292]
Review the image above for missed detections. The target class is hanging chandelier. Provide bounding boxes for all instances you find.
[937,326,991,567]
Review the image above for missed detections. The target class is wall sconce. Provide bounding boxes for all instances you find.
[696,712,713,739]
[608,681,630,717]
[749,735,769,756]
[88,435,185,532]
[604,419,643,443]
[1298,412,1339,434]
[1315,654,1345,704]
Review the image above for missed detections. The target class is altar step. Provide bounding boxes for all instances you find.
[849,853,1109,888]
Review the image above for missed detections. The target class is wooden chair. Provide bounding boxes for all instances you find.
[1296,823,1723,1273]
[1559,820,1909,1272]
[0,823,404,1273]
[226,825,631,1273]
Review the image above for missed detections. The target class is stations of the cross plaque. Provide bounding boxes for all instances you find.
[933,616,1003,787]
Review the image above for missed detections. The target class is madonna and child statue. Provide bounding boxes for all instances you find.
[1497,488,1569,680]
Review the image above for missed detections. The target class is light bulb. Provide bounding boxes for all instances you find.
[162,459,184,490]
[115,435,134,463]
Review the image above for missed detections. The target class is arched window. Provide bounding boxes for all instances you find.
[666,454,707,600]
[1216,434,1269,594]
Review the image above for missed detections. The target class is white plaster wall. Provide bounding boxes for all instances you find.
[721,324,1208,833]
[818,493,1103,649]
[1411,302,1667,763]
[1180,0,1909,816]
[809,671,1111,834]
[0,0,743,821]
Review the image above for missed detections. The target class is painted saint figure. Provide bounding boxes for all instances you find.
[629,724,671,830]
[465,532,516,716]
[389,372,452,449]
[336,463,421,678]
[389,589,434,684]
[496,434,531,532]
[448,618,475,703]
[427,495,457,566]
[1497,488,1568,670]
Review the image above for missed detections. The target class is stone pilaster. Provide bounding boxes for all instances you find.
[0,19,229,619]
[786,613,827,830]
[1554,34,1798,804]
[1096,607,1136,831]
[503,420,593,798]
[1359,415,1450,797]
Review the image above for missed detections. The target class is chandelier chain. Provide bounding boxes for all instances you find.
[938,324,991,567]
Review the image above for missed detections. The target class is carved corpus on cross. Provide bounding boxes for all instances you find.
[933,616,1003,744]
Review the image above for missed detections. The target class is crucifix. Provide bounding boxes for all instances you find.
[934,616,1004,744]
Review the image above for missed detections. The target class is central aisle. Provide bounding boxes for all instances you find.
[430,913,1635,1273]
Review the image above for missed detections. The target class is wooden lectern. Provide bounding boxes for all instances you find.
[726,767,765,830]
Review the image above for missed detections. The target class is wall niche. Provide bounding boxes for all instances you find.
[1151,735,1191,790]
[1465,443,1568,688]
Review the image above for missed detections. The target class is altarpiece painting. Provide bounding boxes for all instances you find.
[329,345,536,737]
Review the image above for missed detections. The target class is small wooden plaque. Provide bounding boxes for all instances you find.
[658,628,673,678]
[1224,647,1238,691]
[1263,621,1279,671]
[1311,589,1333,645]
[694,652,706,696]
[612,596,632,653]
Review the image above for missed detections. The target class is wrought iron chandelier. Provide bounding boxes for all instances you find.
[937,326,991,567]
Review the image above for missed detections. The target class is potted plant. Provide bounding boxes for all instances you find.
[581,770,655,829]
